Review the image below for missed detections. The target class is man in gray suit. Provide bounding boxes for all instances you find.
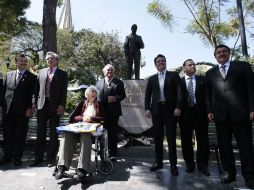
[124,24,144,79]
[30,51,68,167]
[96,64,126,161]
[0,54,36,166]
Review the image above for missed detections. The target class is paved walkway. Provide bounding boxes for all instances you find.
[0,143,251,190]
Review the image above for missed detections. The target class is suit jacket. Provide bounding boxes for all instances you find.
[124,34,144,54]
[205,61,254,122]
[3,70,36,115]
[96,78,126,116]
[180,75,207,120]
[145,71,183,115]
[33,67,68,111]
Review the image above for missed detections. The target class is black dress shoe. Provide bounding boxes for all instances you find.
[55,165,67,180]
[30,158,43,167]
[0,157,12,165]
[13,160,22,166]
[171,166,179,176]
[244,177,254,189]
[150,162,163,172]
[221,172,236,184]
[198,166,210,176]
[185,165,195,173]
[110,156,117,162]
[75,168,87,181]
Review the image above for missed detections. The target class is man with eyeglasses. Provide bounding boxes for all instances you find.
[179,59,210,176]
[206,44,254,188]
[30,51,68,167]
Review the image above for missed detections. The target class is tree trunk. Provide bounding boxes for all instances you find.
[43,0,57,56]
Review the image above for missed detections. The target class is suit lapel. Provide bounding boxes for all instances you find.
[15,70,27,88]
[195,76,199,95]
[214,65,225,80]
[51,68,58,83]
[10,71,16,87]
[225,61,234,79]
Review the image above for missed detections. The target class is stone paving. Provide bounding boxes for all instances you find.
[0,143,252,190]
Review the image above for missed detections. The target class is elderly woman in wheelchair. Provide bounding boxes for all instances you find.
[55,85,103,180]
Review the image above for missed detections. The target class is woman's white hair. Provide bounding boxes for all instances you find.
[102,64,114,74]
[85,85,98,98]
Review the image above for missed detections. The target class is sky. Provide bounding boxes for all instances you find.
[25,0,253,78]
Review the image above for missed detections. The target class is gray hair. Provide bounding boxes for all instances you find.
[45,51,59,61]
[85,85,98,98]
[102,64,114,74]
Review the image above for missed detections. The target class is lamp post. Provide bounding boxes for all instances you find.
[5,57,10,69]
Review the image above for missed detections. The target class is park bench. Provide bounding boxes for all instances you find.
[0,115,69,142]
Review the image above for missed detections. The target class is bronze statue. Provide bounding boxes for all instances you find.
[124,24,144,79]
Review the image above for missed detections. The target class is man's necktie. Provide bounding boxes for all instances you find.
[16,72,22,84]
[187,77,195,107]
[45,68,53,97]
[220,65,226,79]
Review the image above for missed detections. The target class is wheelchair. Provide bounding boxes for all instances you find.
[53,125,113,179]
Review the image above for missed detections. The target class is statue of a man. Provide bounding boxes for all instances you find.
[124,24,144,79]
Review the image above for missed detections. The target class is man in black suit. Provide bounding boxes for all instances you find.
[179,59,210,176]
[145,54,182,176]
[206,44,254,188]
[30,51,68,167]
[0,54,36,166]
[96,64,126,161]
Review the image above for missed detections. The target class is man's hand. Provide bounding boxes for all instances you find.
[25,108,34,118]
[250,112,254,121]
[208,113,214,122]
[145,110,152,118]
[174,108,181,117]
[56,105,65,115]
[32,103,37,113]
[108,96,116,103]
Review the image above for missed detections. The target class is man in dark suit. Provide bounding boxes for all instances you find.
[96,64,126,161]
[30,51,68,167]
[145,54,182,176]
[179,59,210,176]
[124,24,144,79]
[0,54,36,166]
[206,44,254,188]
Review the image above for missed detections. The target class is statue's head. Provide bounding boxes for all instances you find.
[131,24,137,33]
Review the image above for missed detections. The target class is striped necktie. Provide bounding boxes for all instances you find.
[220,65,226,79]
[187,77,195,107]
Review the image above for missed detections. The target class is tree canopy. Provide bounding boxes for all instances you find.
[57,29,127,85]
[0,0,30,37]
[147,0,254,51]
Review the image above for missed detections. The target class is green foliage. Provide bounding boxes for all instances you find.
[57,29,127,111]
[57,29,127,86]
[11,22,43,65]
[147,0,253,50]
[65,90,84,113]
[0,0,30,37]
[147,0,174,31]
